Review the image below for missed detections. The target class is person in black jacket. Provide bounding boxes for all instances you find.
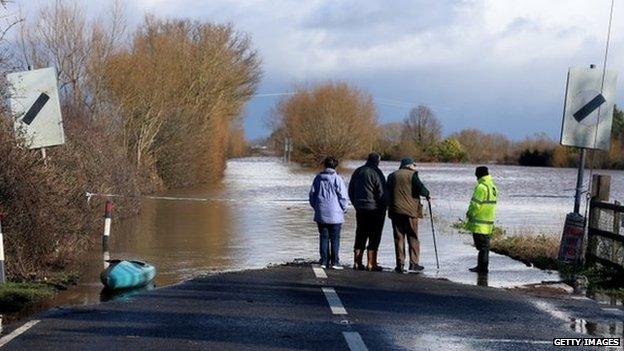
[348,153,387,271]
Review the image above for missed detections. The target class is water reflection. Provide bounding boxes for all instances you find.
[100,282,156,302]
[570,318,623,337]
[111,198,237,285]
[476,273,488,287]
[588,291,624,307]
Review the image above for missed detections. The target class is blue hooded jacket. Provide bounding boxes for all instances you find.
[309,168,348,224]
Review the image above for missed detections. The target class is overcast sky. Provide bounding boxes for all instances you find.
[11,1,624,140]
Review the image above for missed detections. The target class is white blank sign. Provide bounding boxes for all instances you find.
[6,67,65,149]
[560,67,617,151]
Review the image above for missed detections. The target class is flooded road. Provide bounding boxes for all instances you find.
[52,157,624,308]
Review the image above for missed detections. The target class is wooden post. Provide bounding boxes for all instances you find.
[586,175,611,266]
[591,174,611,202]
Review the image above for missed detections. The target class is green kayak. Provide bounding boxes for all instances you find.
[100,260,157,290]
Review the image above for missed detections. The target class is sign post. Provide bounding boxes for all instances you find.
[558,64,618,264]
[573,149,586,214]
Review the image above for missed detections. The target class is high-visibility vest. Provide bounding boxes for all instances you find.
[466,175,498,235]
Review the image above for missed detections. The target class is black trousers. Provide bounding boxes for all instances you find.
[472,233,491,269]
[354,209,385,251]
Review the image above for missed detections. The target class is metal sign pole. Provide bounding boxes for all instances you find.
[573,148,587,214]
[41,147,48,166]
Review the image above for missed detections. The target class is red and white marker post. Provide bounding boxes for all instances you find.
[102,199,113,269]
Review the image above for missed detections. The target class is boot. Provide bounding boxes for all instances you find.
[353,249,364,270]
[367,250,383,271]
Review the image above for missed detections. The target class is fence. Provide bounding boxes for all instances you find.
[586,197,624,271]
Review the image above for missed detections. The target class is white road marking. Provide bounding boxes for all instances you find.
[0,320,39,348]
[312,265,327,279]
[343,331,368,351]
[322,287,347,315]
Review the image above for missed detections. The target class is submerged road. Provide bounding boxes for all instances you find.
[0,263,621,350]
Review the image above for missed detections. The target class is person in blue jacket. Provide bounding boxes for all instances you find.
[309,156,349,269]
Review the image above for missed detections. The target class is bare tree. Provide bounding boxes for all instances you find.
[16,0,126,116]
[402,105,442,149]
[0,1,22,42]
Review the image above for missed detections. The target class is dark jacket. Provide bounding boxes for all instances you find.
[348,161,387,211]
[387,168,429,218]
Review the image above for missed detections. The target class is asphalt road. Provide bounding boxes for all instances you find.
[0,263,622,350]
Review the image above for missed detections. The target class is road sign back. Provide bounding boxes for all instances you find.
[560,67,617,151]
[6,67,65,149]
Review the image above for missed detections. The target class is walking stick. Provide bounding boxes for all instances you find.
[427,199,440,269]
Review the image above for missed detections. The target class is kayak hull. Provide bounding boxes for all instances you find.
[100,260,157,290]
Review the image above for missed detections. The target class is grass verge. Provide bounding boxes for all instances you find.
[452,220,624,296]
[0,272,80,314]
[0,283,54,313]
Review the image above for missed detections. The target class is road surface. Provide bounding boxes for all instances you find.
[0,263,621,350]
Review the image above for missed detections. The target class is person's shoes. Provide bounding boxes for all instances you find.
[409,264,424,272]
[331,265,343,270]
[367,265,383,272]
[320,265,327,269]
[353,263,365,271]
[394,266,405,274]
[354,249,364,270]
[469,266,488,273]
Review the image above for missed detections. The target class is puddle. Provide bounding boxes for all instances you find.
[570,318,623,338]
[588,291,624,307]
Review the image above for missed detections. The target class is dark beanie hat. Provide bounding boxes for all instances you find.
[400,157,414,168]
[475,166,489,178]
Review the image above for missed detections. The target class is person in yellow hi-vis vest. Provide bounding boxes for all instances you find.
[465,166,498,273]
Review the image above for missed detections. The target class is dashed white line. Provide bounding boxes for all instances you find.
[0,320,39,348]
[343,331,369,351]
[312,265,327,279]
[313,266,368,350]
[322,287,347,315]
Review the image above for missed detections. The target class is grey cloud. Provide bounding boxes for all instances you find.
[300,0,474,49]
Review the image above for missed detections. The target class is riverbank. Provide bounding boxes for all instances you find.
[0,262,620,350]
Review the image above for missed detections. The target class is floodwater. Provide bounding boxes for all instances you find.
[49,157,624,309]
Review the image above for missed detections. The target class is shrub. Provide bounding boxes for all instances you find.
[518,149,553,167]
[274,82,378,165]
[427,138,468,162]
[106,18,261,186]
[0,114,156,278]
